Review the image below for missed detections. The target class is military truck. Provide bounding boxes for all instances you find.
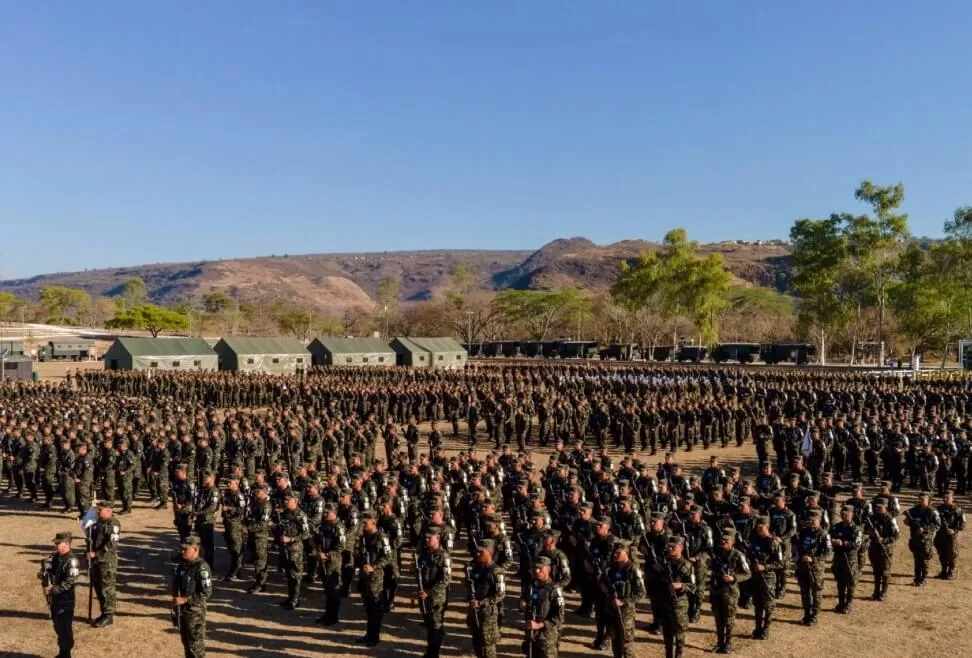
[36,338,95,362]
[711,342,761,364]
[760,342,815,365]
[598,343,642,361]
[676,345,708,362]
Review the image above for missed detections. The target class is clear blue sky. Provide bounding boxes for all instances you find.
[2,2,970,279]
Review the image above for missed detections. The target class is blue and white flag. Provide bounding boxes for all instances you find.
[800,427,813,457]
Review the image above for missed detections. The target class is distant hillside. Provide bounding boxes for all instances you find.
[0,240,792,311]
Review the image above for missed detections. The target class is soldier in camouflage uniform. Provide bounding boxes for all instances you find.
[40,531,81,658]
[115,440,136,514]
[830,505,863,614]
[415,526,452,658]
[865,497,898,600]
[600,539,646,658]
[522,556,565,658]
[657,536,695,658]
[57,438,76,513]
[245,483,272,593]
[39,435,58,509]
[355,510,392,647]
[277,492,311,609]
[709,527,751,654]
[378,500,404,610]
[87,501,122,627]
[220,476,247,581]
[171,536,213,658]
[934,490,965,579]
[72,442,94,518]
[746,516,784,640]
[467,539,506,658]
[795,509,831,625]
[904,491,941,586]
[194,471,220,569]
[314,505,347,625]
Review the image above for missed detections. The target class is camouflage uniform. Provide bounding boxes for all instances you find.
[522,576,565,658]
[245,492,272,591]
[220,485,247,579]
[708,539,751,653]
[601,557,647,658]
[416,539,452,657]
[88,513,122,622]
[171,545,213,658]
[277,505,311,607]
[355,525,392,645]
[658,553,695,658]
[314,517,346,624]
[466,551,506,658]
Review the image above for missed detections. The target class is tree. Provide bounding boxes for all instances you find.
[39,286,92,325]
[445,265,476,311]
[106,304,188,337]
[611,228,731,347]
[201,291,234,314]
[119,277,148,310]
[93,297,118,327]
[0,291,26,322]
[789,216,853,364]
[492,288,589,340]
[847,181,910,363]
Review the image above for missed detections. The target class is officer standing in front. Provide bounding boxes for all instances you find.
[171,536,213,658]
[40,531,80,658]
[87,501,121,627]
[795,509,831,625]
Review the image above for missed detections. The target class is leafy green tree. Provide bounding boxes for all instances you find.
[39,285,92,325]
[492,288,589,340]
[611,228,730,347]
[119,277,148,310]
[201,290,234,314]
[788,216,852,364]
[106,304,188,337]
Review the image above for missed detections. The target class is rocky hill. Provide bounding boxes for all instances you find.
[0,239,791,312]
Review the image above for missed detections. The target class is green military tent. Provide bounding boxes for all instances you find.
[308,337,394,367]
[103,337,218,371]
[213,337,310,374]
[390,337,467,369]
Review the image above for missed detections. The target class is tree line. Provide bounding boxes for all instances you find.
[0,180,966,364]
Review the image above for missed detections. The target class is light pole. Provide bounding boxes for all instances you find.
[383,305,389,339]
[466,311,473,346]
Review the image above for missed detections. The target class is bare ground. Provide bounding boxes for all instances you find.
[1,429,970,658]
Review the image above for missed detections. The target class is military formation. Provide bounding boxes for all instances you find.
[6,362,970,658]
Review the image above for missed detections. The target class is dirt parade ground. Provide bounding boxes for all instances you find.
[1,430,970,658]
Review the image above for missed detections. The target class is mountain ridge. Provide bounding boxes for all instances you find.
[0,239,792,312]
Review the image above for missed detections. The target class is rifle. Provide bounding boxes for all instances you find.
[416,552,430,617]
[85,527,93,622]
[465,564,480,631]
[39,558,53,608]
[864,516,892,562]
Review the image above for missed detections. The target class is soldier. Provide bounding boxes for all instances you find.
[220,476,247,581]
[767,493,796,599]
[39,531,80,658]
[87,501,121,627]
[747,516,784,640]
[865,497,899,600]
[683,504,713,623]
[171,464,196,545]
[115,440,136,514]
[829,505,862,614]
[794,509,831,625]
[415,527,452,658]
[194,471,220,569]
[314,505,347,625]
[276,492,311,609]
[709,528,751,654]
[657,536,695,658]
[355,510,392,647]
[539,530,572,591]
[934,490,966,579]
[903,491,941,586]
[600,539,646,658]
[57,438,76,513]
[378,499,404,610]
[170,536,213,658]
[245,483,272,593]
[467,540,506,658]
[522,556,566,658]
[72,443,94,519]
[40,434,58,509]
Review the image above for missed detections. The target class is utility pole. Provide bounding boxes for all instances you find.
[466,311,473,346]
[383,305,389,340]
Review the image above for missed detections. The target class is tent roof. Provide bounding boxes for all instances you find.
[112,337,216,357]
[216,337,309,355]
[395,337,466,353]
[310,337,393,354]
